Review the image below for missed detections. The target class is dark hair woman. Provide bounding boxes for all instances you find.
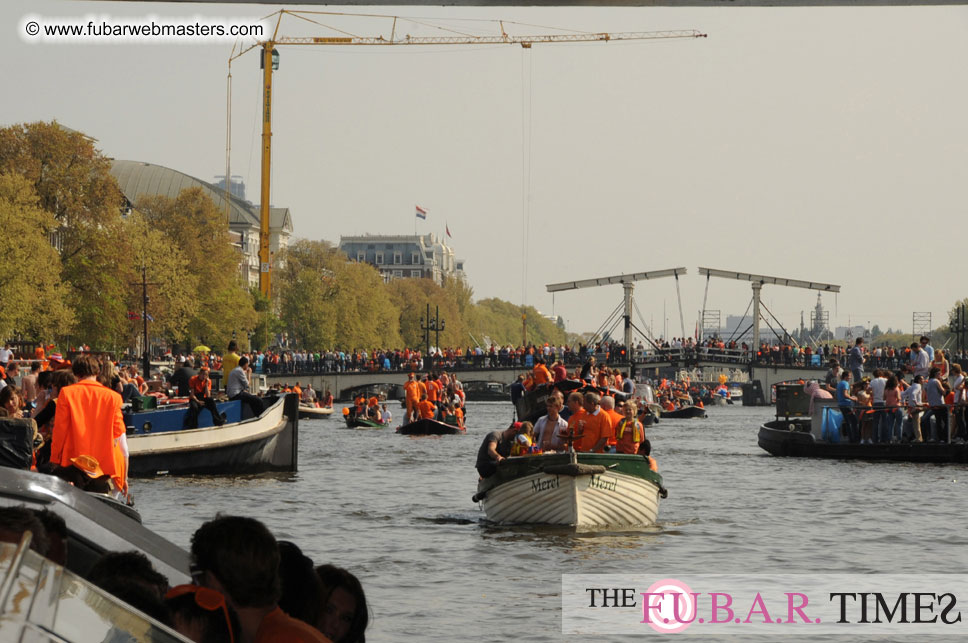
[315,565,368,643]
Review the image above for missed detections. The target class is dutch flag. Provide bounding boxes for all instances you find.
[415,205,427,220]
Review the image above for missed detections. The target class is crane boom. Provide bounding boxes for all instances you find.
[229,10,707,298]
[277,30,707,47]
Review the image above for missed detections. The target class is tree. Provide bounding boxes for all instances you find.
[0,174,74,341]
[0,122,131,348]
[136,188,256,348]
[275,240,401,350]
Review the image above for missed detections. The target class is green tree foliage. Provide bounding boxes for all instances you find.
[387,277,466,349]
[466,298,568,347]
[136,189,256,348]
[0,121,131,349]
[0,174,74,341]
[122,213,197,344]
[275,240,401,350]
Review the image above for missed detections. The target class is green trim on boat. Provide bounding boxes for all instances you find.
[478,452,662,495]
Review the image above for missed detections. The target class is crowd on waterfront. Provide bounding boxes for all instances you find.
[0,508,368,642]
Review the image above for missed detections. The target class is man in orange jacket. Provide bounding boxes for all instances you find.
[50,353,127,493]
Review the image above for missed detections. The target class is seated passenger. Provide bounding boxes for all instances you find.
[166,584,240,643]
[416,394,435,420]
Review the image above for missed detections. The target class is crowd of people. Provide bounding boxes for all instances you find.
[0,508,368,643]
[802,336,968,444]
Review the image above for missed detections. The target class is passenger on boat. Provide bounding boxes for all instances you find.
[315,565,369,643]
[883,375,905,443]
[170,357,196,397]
[416,393,435,420]
[50,354,128,494]
[908,342,931,379]
[532,358,552,388]
[574,392,613,453]
[322,390,334,409]
[403,373,420,423]
[922,367,948,442]
[509,424,535,456]
[823,359,842,395]
[475,422,525,478]
[535,392,568,452]
[226,356,265,419]
[803,380,833,416]
[637,439,659,472]
[222,340,241,394]
[303,383,317,405]
[186,368,226,430]
[836,371,860,443]
[902,375,925,442]
[509,375,526,405]
[190,515,329,643]
[366,397,382,422]
[381,403,393,426]
[951,365,967,441]
[599,396,623,450]
[615,402,644,455]
[854,380,874,444]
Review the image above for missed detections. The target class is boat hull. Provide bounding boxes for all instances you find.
[299,405,334,419]
[476,453,662,528]
[758,422,968,463]
[397,418,464,435]
[127,394,298,476]
[662,406,707,419]
[344,414,385,429]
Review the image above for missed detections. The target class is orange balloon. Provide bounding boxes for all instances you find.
[342,407,350,416]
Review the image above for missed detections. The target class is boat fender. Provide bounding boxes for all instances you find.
[472,491,487,503]
[788,423,796,432]
[542,463,607,476]
[142,422,152,433]
[659,486,669,499]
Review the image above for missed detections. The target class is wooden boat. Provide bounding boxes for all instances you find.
[342,409,386,429]
[299,404,334,419]
[660,405,707,419]
[126,394,299,476]
[759,385,968,462]
[397,418,464,435]
[473,451,664,528]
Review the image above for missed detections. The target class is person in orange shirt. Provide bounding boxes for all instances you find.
[599,396,624,449]
[416,394,436,420]
[532,358,552,387]
[403,373,420,423]
[186,367,226,429]
[50,354,128,494]
[574,392,613,453]
[562,391,587,448]
[615,401,644,455]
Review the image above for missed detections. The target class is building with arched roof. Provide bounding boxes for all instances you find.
[109,160,292,287]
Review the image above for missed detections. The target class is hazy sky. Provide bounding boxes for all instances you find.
[5,1,967,340]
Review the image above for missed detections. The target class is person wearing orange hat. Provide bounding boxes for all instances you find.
[50,354,127,494]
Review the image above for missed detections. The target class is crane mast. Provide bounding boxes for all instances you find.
[229,10,707,297]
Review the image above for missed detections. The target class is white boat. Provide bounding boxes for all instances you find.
[126,394,298,476]
[299,404,334,419]
[473,451,664,528]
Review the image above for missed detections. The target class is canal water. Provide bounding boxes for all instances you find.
[133,402,968,641]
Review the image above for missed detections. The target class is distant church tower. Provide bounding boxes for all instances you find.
[810,293,828,337]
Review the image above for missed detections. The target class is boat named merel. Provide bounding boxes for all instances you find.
[473,451,664,528]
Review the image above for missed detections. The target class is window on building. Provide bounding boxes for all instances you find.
[393,252,402,264]
[375,252,384,264]
[357,252,365,262]
[411,253,420,264]
[394,270,403,278]
[411,270,421,278]
[385,244,394,250]
[367,244,375,249]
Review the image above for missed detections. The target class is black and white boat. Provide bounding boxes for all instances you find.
[660,405,707,419]
[396,418,464,435]
[126,394,299,476]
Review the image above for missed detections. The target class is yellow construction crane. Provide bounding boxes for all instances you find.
[227,10,707,297]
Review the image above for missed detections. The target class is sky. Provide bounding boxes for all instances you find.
[4,1,967,341]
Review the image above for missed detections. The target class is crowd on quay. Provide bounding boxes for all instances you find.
[803,336,968,444]
[0,508,368,643]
